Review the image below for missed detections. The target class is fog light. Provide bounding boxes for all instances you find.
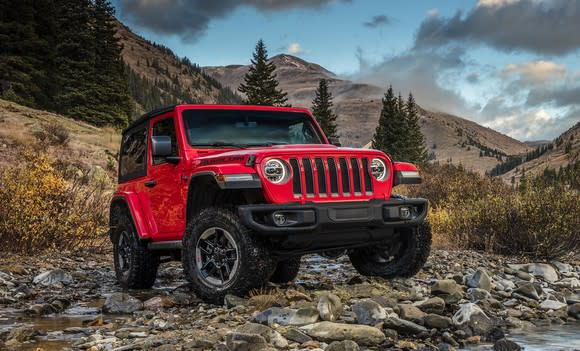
[273,212,287,226]
[400,207,411,219]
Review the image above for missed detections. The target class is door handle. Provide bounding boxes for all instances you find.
[144,180,157,188]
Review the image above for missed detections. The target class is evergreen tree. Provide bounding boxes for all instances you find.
[405,93,427,164]
[238,39,288,106]
[372,85,407,161]
[311,79,339,141]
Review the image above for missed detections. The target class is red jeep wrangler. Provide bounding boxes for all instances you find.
[110,105,431,303]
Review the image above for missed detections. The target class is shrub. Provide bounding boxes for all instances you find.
[0,150,112,253]
[401,164,580,260]
[32,121,71,147]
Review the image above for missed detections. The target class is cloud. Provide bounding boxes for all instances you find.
[287,42,304,55]
[483,109,578,140]
[526,84,580,108]
[427,8,438,17]
[501,60,567,84]
[363,15,390,28]
[414,0,580,55]
[119,0,350,41]
[466,73,479,84]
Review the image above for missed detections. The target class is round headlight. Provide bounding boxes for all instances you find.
[371,158,388,181]
[264,159,288,184]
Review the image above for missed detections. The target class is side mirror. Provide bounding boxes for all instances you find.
[151,135,172,157]
[328,137,341,147]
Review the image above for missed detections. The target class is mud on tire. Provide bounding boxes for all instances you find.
[111,204,159,289]
[349,220,432,278]
[269,256,301,283]
[182,208,273,304]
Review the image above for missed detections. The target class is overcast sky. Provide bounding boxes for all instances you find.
[112,0,580,141]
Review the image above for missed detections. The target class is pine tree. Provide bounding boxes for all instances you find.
[372,85,407,161]
[405,93,427,164]
[238,39,288,106]
[311,79,339,141]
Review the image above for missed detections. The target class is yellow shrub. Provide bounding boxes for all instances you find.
[0,150,112,253]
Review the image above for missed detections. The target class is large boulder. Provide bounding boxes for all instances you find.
[103,293,143,314]
[467,268,491,291]
[351,300,386,326]
[300,321,386,346]
[452,303,494,335]
[382,315,427,335]
[317,293,343,321]
[255,307,319,326]
[514,282,542,301]
[526,263,559,283]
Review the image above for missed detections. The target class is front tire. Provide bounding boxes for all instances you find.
[269,256,301,283]
[182,208,273,304]
[349,221,432,278]
[111,204,159,289]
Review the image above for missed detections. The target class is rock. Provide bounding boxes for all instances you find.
[370,295,397,309]
[255,307,319,326]
[551,261,573,274]
[7,326,40,343]
[284,328,312,343]
[467,268,491,291]
[27,303,57,315]
[514,282,542,300]
[325,340,360,351]
[413,297,445,314]
[103,293,143,314]
[538,300,567,311]
[225,294,249,308]
[527,263,559,283]
[437,342,457,351]
[516,271,533,281]
[236,323,288,349]
[495,279,516,291]
[452,303,494,335]
[0,265,28,275]
[397,304,426,325]
[226,332,269,351]
[382,315,427,335]
[144,296,174,309]
[468,288,492,301]
[300,321,386,346]
[33,269,72,286]
[567,293,580,305]
[285,289,312,302]
[317,293,343,321]
[553,277,580,289]
[424,314,452,329]
[568,303,580,318]
[343,284,381,298]
[351,300,386,325]
[493,338,522,351]
[431,280,463,305]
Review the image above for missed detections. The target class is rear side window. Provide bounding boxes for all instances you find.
[152,117,178,165]
[119,125,148,182]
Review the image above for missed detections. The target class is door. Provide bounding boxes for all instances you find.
[145,115,185,239]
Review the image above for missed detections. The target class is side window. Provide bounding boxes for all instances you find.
[152,117,178,165]
[119,125,148,181]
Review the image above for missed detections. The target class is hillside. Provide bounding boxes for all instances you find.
[0,99,118,174]
[501,122,580,183]
[116,22,240,116]
[204,54,529,173]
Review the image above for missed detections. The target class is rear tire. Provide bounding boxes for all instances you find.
[349,221,432,278]
[269,256,301,283]
[182,208,273,304]
[111,204,159,289]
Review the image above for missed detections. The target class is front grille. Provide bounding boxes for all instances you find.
[289,156,373,198]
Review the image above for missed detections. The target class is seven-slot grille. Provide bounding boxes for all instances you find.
[289,156,373,198]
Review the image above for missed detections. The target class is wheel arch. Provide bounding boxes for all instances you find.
[109,194,152,241]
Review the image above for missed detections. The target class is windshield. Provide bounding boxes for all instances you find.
[181,109,324,147]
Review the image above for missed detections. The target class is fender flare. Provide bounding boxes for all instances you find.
[110,193,152,240]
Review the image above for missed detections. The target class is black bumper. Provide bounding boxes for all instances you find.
[238,197,428,235]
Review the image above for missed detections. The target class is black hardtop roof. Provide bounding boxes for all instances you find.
[123,105,177,135]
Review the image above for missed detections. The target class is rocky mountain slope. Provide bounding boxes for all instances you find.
[204,55,529,173]
[116,22,240,116]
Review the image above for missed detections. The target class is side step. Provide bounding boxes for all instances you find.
[148,240,182,251]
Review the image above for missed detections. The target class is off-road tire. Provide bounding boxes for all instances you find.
[349,220,432,278]
[182,208,273,304]
[269,256,301,283]
[111,204,159,289]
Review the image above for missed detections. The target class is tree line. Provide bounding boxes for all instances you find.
[0,0,133,128]
[238,40,427,165]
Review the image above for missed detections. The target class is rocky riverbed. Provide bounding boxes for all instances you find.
[0,250,579,351]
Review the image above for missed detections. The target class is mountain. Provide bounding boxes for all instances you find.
[204,54,529,173]
[500,122,580,183]
[116,22,240,117]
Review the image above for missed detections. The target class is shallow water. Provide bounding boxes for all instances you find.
[465,323,580,351]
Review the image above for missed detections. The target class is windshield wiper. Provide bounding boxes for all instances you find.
[240,142,288,147]
[190,141,246,148]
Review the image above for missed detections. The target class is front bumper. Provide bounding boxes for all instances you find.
[238,197,428,235]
